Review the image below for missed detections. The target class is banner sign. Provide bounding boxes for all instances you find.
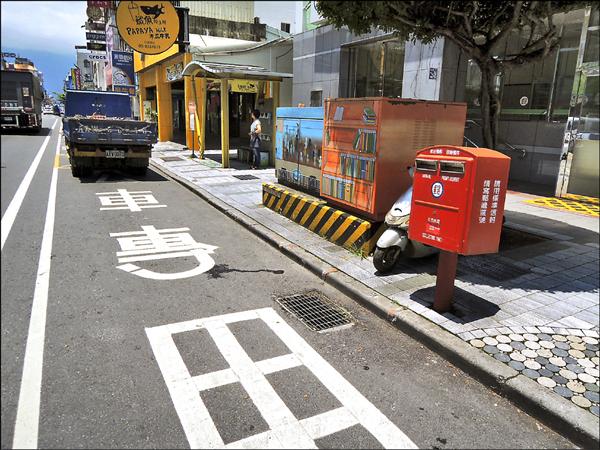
[86,32,106,42]
[166,62,183,81]
[116,0,179,55]
[111,51,135,86]
[113,85,136,96]
[87,42,106,51]
[85,53,107,61]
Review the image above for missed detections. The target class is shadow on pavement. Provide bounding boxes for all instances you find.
[77,167,168,183]
[375,216,599,300]
[1,126,54,137]
[410,286,500,323]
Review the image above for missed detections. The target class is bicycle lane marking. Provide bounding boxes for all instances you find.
[12,122,62,449]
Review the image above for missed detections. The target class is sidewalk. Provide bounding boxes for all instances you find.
[150,143,599,441]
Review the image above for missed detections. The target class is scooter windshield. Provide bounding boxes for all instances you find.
[391,186,413,215]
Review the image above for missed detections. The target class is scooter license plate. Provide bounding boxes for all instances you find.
[106,150,125,158]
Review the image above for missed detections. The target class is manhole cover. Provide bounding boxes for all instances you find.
[458,256,529,281]
[160,156,184,162]
[233,174,260,180]
[275,291,353,332]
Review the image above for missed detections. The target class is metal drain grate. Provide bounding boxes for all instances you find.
[160,156,184,162]
[275,291,353,332]
[233,174,260,180]
[458,256,529,281]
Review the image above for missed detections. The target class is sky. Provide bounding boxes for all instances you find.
[1,0,88,96]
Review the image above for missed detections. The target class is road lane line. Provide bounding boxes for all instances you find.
[12,122,62,449]
[1,118,58,251]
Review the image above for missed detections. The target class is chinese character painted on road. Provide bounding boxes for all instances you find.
[110,225,217,280]
[97,189,166,212]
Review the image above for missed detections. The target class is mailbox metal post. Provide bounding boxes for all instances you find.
[433,250,459,313]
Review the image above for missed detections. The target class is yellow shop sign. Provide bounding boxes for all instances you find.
[116,1,179,55]
[231,80,258,93]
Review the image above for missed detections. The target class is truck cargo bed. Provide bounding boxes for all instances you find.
[63,117,157,146]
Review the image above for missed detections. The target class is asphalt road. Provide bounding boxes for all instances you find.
[1,116,575,449]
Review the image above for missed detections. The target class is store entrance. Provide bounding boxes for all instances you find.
[171,80,186,145]
[204,89,256,150]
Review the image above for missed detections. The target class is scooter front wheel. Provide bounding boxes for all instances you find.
[373,247,400,273]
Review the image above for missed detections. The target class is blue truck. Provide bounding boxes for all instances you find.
[62,90,157,177]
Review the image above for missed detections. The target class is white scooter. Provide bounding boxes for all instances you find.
[373,184,438,273]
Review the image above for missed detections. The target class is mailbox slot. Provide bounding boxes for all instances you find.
[415,159,438,172]
[440,161,465,175]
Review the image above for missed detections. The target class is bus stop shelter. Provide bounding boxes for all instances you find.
[181,61,292,168]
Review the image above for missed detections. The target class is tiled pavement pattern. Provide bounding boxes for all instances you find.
[151,144,599,413]
[470,329,599,416]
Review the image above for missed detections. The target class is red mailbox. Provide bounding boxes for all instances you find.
[409,145,511,255]
[408,145,511,313]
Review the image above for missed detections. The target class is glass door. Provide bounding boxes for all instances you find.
[556,7,599,198]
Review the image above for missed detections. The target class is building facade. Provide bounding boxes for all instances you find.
[292,6,599,198]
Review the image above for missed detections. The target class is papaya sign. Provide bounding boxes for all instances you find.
[116,1,179,55]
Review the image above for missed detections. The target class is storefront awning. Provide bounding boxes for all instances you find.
[181,61,292,82]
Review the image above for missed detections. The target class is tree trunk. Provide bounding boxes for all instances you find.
[478,62,500,149]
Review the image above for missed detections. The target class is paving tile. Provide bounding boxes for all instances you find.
[574,310,600,327]
[471,329,487,339]
[419,308,447,325]
[483,328,501,337]
[458,331,475,341]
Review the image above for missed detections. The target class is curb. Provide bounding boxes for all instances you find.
[150,159,599,448]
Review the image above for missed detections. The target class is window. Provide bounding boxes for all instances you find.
[281,22,290,33]
[347,39,405,98]
[310,90,322,107]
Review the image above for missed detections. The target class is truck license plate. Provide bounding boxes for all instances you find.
[106,150,125,158]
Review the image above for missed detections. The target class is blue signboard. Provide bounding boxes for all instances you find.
[111,51,134,87]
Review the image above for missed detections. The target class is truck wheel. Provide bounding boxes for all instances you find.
[373,247,400,273]
[71,163,82,177]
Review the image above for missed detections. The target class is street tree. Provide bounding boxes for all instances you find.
[52,90,66,103]
[315,1,589,149]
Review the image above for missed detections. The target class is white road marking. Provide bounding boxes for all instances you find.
[12,122,62,449]
[146,307,417,449]
[1,119,58,251]
[96,189,166,211]
[109,226,217,280]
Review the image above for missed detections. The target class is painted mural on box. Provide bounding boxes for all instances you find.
[275,107,324,195]
[281,120,322,169]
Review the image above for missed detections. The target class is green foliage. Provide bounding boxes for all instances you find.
[52,90,66,103]
[318,1,590,63]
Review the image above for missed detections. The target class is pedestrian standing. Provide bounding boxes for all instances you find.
[249,109,262,169]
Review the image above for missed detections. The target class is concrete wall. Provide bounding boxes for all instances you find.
[401,39,445,100]
[254,1,303,35]
[179,1,254,23]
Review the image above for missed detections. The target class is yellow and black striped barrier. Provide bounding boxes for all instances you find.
[262,183,386,255]
[525,195,599,217]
